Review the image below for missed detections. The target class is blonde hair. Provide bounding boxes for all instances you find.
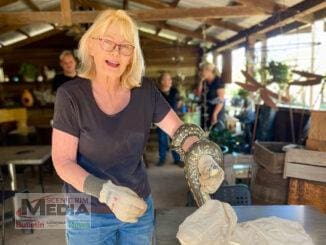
[77,10,144,89]
[59,50,75,61]
[200,62,220,76]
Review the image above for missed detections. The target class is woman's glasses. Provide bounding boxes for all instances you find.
[92,37,134,56]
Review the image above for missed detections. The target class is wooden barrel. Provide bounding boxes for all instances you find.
[251,166,288,204]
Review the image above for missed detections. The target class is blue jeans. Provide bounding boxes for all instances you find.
[66,195,154,245]
[157,128,180,162]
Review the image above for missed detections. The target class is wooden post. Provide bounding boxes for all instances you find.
[212,50,218,67]
[61,0,72,26]
[310,21,316,108]
[221,49,232,83]
[246,35,256,77]
[123,0,129,10]
[261,37,267,82]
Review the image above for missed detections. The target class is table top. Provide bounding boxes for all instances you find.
[8,126,36,135]
[155,205,326,245]
[0,145,51,165]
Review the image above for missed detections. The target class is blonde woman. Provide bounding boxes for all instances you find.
[52,10,221,244]
[196,62,225,129]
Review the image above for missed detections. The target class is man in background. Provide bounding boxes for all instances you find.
[52,50,78,92]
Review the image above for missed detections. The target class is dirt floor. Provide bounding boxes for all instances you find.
[3,140,188,245]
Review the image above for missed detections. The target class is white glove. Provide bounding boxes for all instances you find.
[83,175,147,223]
[99,180,147,223]
[198,154,224,194]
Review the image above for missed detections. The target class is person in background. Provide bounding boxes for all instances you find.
[196,62,225,129]
[52,50,78,92]
[236,98,255,147]
[157,72,183,167]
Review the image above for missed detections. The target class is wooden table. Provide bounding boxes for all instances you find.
[0,145,51,191]
[155,205,326,245]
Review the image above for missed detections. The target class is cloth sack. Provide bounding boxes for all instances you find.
[177,200,313,245]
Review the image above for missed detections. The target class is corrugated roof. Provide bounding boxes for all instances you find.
[0,0,316,48]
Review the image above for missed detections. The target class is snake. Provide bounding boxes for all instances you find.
[171,124,224,207]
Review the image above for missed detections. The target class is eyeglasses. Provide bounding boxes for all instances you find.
[92,37,134,56]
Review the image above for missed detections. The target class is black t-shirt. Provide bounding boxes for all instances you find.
[52,73,78,91]
[202,76,226,125]
[160,86,180,111]
[204,76,225,106]
[52,77,171,213]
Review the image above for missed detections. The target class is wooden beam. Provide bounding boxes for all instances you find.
[295,15,315,24]
[75,0,109,10]
[0,25,23,33]
[133,6,263,21]
[237,0,285,14]
[0,48,67,55]
[0,0,18,8]
[123,0,129,10]
[205,19,244,32]
[154,0,180,39]
[63,0,218,42]
[0,6,264,25]
[209,0,326,52]
[0,12,62,26]
[144,57,198,66]
[152,21,218,43]
[140,31,175,45]
[20,0,40,11]
[16,29,30,37]
[142,47,198,58]
[131,0,170,9]
[170,0,180,8]
[61,0,72,26]
[0,5,60,35]
[0,29,63,53]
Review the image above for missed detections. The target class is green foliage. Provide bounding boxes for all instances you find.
[237,88,249,99]
[209,128,244,154]
[259,61,292,89]
[19,63,38,80]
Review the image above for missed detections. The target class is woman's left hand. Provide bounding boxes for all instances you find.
[211,115,218,126]
[197,154,224,194]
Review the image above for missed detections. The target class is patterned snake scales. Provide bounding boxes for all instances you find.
[171,124,224,207]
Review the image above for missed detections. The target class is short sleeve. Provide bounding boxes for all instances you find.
[174,87,181,101]
[216,77,225,89]
[151,81,171,123]
[52,87,80,137]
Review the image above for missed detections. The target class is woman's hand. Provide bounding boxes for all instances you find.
[99,180,148,223]
[211,115,218,126]
[197,155,224,194]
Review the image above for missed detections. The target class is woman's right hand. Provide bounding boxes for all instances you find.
[99,180,148,223]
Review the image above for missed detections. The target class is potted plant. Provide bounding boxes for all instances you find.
[260,61,292,92]
[19,63,38,82]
